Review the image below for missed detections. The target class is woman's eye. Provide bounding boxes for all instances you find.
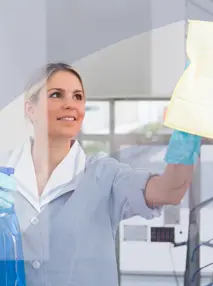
[49,91,61,98]
[74,93,83,100]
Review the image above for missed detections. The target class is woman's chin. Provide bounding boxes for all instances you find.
[47,130,77,141]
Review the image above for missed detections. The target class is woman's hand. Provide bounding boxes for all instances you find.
[164,130,201,165]
[144,130,201,208]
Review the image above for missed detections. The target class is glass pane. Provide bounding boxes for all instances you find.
[115,100,172,136]
[81,140,109,155]
[82,101,109,134]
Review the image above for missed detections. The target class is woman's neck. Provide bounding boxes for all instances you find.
[31,135,73,194]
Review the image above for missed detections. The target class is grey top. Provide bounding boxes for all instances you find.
[0,151,162,286]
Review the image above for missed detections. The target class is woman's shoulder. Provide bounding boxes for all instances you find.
[86,151,115,165]
[85,152,119,174]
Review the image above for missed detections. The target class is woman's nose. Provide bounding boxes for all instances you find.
[63,94,76,109]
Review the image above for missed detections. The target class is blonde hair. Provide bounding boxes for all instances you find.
[24,62,84,102]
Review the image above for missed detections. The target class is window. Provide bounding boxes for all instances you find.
[82,101,109,134]
[114,100,171,137]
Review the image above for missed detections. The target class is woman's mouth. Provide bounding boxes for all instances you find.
[57,116,76,121]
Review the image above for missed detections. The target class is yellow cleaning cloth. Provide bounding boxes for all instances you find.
[164,20,213,139]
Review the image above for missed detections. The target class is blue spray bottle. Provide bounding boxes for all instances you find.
[0,167,26,286]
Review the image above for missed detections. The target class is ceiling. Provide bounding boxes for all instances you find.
[0,0,186,108]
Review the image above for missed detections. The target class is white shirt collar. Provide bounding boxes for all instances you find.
[7,138,86,212]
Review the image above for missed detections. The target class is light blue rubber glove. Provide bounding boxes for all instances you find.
[0,172,16,209]
[164,130,201,165]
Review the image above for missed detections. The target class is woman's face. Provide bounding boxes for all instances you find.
[26,70,85,140]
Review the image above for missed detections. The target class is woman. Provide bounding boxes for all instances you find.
[0,62,201,286]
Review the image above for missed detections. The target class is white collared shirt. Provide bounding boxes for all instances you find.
[7,138,86,212]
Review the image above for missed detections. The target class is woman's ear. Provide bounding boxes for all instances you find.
[25,100,36,123]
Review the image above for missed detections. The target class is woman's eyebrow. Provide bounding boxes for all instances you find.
[48,88,83,93]
[73,89,83,93]
[48,88,65,92]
